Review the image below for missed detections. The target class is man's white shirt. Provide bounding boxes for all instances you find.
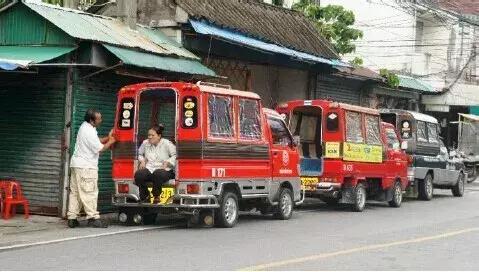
[70,122,104,169]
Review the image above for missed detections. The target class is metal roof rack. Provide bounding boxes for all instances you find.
[196,81,232,89]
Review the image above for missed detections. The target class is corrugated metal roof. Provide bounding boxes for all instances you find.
[459,113,479,122]
[137,26,199,60]
[398,75,438,93]
[177,0,339,59]
[0,45,75,70]
[22,0,193,58]
[103,44,216,76]
[190,20,348,67]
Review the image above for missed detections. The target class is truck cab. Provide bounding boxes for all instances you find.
[380,109,465,200]
[277,100,409,212]
[111,82,303,227]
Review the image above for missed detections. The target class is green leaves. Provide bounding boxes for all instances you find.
[379,69,400,88]
[293,0,363,55]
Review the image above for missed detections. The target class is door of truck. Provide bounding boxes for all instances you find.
[266,114,299,182]
[383,125,408,179]
[288,106,323,177]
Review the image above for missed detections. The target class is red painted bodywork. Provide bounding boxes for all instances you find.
[111,82,299,185]
[277,99,408,191]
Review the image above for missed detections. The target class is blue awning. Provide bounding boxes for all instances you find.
[190,20,350,67]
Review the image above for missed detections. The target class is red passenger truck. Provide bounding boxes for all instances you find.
[277,100,409,211]
[111,82,303,227]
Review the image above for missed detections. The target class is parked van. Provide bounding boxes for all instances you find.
[380,109,465,200]
[277,100,409,212]
[111,82,303,227]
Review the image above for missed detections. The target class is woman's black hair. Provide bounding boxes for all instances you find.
[84,108,100,122]
[149,124,165,136]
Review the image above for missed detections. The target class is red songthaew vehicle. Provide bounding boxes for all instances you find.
[277,100,409,211]
[111,82,303,227]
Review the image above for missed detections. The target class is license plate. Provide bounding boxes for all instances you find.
[159,187,175,204]
[301,177,319,190]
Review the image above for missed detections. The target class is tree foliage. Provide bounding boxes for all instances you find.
[293,0,363,55]
[349,56,364,67]
[379,69,400,88]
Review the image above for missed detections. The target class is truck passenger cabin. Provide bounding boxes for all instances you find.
[277,100,409,212]
[111,82,303,227]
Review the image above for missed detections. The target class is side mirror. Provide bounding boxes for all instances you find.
[400,141,408,150]
[293,135,300,147]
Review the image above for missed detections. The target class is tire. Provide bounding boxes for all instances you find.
[466,167,477,183]
[118,207,142,226]
[319,196,340,206]
[215,191,239,228]
[351,183,366,212]
[452,172,465,197]
[388,181,403,208]
[273,187,294,220]
[418,173,434,201]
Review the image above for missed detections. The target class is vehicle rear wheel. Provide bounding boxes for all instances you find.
[215,191,239,228]
[388,181,403,208]
[466,166,477,183]
[273,187,293,220]
[352,183,366,212]
[452,172,465,197]
[418,174,433,201]
[118,207,143,226]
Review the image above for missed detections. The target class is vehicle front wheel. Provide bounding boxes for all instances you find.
[452,172,465,197]
[388,181,403,208]
[273,187,294,220]
[352,183,366,212]
[418,174,434,201]
[215,191,239,228]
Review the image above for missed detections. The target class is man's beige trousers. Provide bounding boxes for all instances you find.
[67,168,100,220]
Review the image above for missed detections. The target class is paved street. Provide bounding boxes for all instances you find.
[2,183,479,271]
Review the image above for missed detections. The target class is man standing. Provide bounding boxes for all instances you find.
[67,109,116,228]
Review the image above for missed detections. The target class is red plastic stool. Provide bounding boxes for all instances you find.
[0,180,29,220]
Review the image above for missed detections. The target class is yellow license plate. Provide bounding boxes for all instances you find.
[301,177,319,186]
[159,187,175,204]
[301,177,319,191]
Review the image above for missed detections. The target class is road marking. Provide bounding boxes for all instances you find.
[0,225,174,252]
[239,227,479,271]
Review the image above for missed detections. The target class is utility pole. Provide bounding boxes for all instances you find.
[117,0,137,30]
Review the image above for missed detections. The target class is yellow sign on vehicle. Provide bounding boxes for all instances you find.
[343,143,383,163]
[159,187,175,204]
[324,142,341,158]
[301,177,319,191]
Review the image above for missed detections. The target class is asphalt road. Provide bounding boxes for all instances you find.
[2,183,479,271]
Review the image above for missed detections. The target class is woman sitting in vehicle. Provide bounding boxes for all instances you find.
[134,124,176,203]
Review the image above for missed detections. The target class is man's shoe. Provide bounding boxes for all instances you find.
[87,218,109,228]
[67,219,79,228]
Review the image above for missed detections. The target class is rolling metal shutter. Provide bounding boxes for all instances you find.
[71,75,124,212]
[0,71,66,215]
[314,74,362,105]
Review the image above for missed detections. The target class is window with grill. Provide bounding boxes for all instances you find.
[365,115,381,145]
[345,111,364,143]
[239,98,261,140]
[208,95,234,139]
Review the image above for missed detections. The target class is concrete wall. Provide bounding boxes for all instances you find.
[248,64,308,108]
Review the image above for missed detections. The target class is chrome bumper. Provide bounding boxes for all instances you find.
[112,193,220,209]
[316,182,342,192]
